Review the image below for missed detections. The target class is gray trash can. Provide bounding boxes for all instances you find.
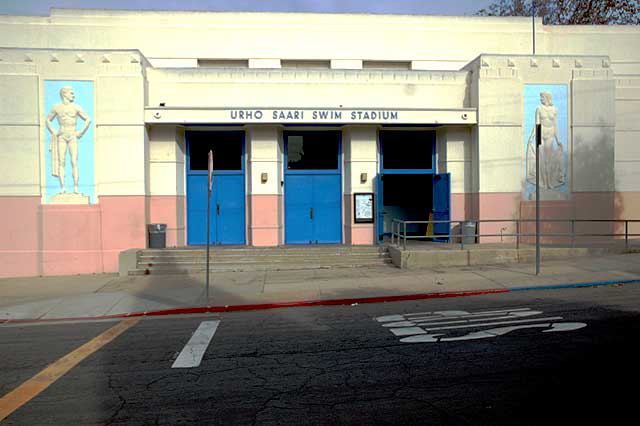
[461,221,477,245]
[148,223,167,248]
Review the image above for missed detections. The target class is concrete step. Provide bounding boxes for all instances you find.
[138,253,389,262]
[139,247,387,256]
[129,245,392,276]
[129,258,394,275]
[137,256,389,267]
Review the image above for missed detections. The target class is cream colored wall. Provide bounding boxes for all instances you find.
[343,126,378,196]
[464,55,616,196]
[247,126,282,196]
[0,11,544,65]
[0,49,147,199]
[1,10,638,201]
[147,125,185,196]
[2,10,637,71]
[146,68,470,109]
[0,70,40,195]
[437,127,473,194]
[615,79,640,192]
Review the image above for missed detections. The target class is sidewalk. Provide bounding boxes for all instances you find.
[2,252,640,323]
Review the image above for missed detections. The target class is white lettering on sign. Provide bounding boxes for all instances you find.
[375,308,586,343]
[228,109,400,122]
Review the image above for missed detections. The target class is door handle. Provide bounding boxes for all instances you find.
[217,204,220,216]
[310,207,314,220]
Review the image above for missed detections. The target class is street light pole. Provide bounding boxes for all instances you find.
[532,0,536,55]
[536,124,541,275]
[206,150,213,304]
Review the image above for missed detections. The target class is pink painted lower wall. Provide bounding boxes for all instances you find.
[0,195,146,277]
[148,195,186,247]
[451,192,630,244]
[250,194,280,246]
[477,193,522,243]
[0,197,41,277]
[615,192,640,238]
[451,193,479,222]
[99,196,146,272]
[343,194,375,245]
[520,192,618,244]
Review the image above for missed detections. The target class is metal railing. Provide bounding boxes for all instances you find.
[391,219,640,251]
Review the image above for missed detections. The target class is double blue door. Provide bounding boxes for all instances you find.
[284,131,342,244]
[186,131,245,245]
[285,174,341,244]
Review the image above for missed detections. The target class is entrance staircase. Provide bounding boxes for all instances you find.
[128,245,392,275]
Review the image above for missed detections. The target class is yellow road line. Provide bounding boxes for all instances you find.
[0,318,140,422]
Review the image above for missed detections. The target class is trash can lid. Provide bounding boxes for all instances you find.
[148,223,167,232]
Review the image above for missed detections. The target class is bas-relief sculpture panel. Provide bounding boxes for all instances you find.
[44,80,95,204]
[523,84,569,201]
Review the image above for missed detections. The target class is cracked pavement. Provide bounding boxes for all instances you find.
[3,284,640,425]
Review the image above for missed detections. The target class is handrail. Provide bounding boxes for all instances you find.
[389,218,640,251]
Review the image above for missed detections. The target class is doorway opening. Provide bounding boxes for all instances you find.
[377,130,450,242]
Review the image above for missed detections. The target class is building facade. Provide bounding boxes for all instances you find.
[1,8,639,277]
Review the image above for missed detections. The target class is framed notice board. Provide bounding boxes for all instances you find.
[354,193,374,223]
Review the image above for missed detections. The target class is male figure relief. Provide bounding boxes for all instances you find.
[46,86,91,193]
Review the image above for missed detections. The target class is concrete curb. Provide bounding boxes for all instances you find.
[2,288,509,324]
[510,278,640,292]
[3,278,640,325]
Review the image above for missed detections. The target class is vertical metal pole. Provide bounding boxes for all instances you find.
[571,219,575,248]
[536,123,541,275]
[403,222,407,250]
[516,220,520,250]
[532,0,536,55]
[391,221,394,246]
[626,220,629,251]
[206,150,213,304]
[206,189,211,303]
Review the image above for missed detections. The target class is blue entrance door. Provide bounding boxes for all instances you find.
[186,131,246,245]
[432,173,451,240]
[284,132,342,244]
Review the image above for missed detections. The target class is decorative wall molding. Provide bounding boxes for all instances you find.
[479,68,519,79]
[572,69,613,80]
[147,67,471,85]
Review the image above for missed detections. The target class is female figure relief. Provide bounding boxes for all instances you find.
[526,91,565,192]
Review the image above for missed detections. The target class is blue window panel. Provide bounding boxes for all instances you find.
[433,173,451,239]
[312,174,342,244]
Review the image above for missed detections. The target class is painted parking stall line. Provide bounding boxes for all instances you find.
[376,308,586,343]
[172,320,220,368]
[0,318,140,422]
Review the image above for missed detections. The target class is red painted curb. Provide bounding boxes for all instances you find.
[2,288,509,325]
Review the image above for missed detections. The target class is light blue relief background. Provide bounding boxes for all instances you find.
[44,80,95,203]
[523,84,569,200]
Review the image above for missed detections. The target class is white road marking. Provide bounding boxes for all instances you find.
[376,307,587,343]
[390,327,427,336]
[382,310,544,328]
[425,316,564,331]
[543,322,587,332]
[172,320,220,368]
